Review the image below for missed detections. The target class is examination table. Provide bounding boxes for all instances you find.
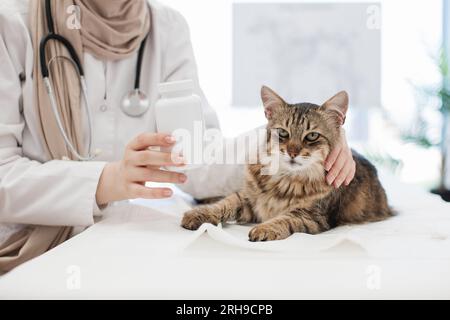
[1,172,450,299]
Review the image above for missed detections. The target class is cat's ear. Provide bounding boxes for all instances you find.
[321,91,349,126]
[261,85,285,120]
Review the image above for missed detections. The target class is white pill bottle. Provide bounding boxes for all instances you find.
[154,79,204,171]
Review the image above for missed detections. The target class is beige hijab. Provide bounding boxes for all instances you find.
[0,0,150,273]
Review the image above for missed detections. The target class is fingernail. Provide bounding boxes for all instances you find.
[179,175,187,183]
[165,136,176,143]
[326,177,333,185]
[164,189,173,197]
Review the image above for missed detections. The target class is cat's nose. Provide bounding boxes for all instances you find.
[288,151,299,159]
[287,145,300,159]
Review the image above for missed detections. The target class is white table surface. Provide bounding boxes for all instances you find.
[1,173,450,299]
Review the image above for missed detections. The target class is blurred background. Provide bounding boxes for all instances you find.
[162,0,450,198]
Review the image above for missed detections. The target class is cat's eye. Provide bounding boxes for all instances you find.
[305,132,320,142]
[277,128,290,139]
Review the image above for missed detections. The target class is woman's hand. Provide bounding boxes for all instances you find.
[324,128,356,188]
[96,133,187,206]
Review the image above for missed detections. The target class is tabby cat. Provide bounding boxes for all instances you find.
[181,86,392,241]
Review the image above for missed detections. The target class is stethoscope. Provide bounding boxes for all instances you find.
[40,0,150,161]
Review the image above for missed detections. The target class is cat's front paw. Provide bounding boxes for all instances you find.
[181,207,220,231]
[248,224,290,242]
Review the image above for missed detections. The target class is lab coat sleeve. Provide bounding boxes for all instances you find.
[0,13,107,227]
[161,8,246,199]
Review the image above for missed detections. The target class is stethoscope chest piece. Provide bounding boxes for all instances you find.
[120,89,150,117]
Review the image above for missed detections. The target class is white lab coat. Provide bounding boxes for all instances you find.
[0,0,244,242]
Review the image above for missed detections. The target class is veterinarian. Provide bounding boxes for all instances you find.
[0,0,356,272]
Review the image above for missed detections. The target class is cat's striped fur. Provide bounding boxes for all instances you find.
[181,87,392,241]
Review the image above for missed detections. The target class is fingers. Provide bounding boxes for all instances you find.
[325,128,356,188]
[344,160,356,186]
[130,150,184,167]
[326,148,356,188]
[324,144,342,171]
[333,158,355,188]
[127,133,176,151]
[326,147,346,185]
[131,167,187,184]
[129,184,174,199]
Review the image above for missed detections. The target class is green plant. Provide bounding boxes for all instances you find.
[363,149,403,174]
[402,49,450,190]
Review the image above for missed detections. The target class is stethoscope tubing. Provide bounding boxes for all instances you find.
[43,74,96,161]
[40,0,95,160]
[39,0,148,161]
